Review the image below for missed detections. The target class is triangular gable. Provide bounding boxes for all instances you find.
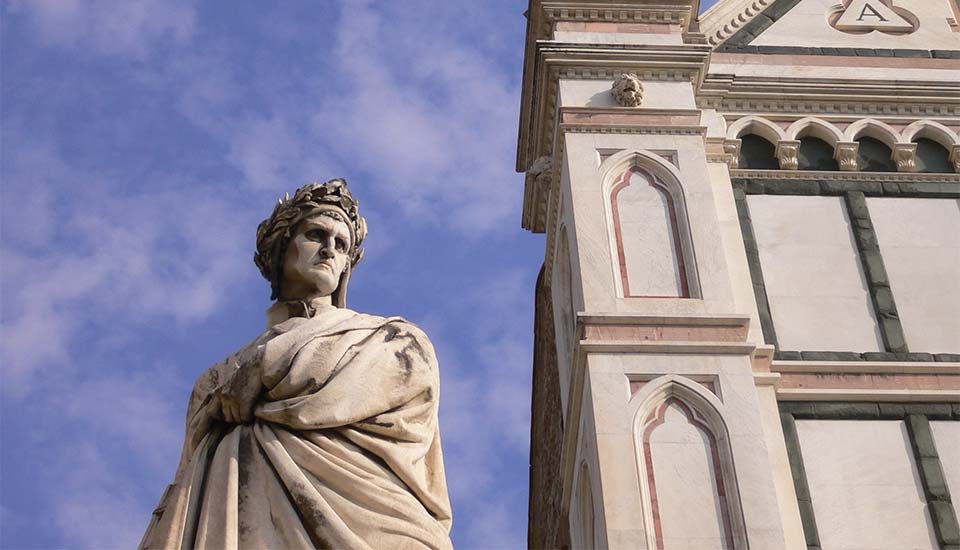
[834,0,914,32]
[711,0,960,52]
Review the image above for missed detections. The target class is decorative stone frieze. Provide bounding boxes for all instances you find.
[835,142,860,171]
[776,140,800,170]
[611,73,644,107]
[892,143,918,173]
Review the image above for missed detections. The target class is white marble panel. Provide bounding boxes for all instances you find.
[748,195,883,351]
[554,30,683,45]
[868,198,960,353]
[649,403,728,550]
[796,420,938,550]
[930,421,960,510]
[617,171,685,297]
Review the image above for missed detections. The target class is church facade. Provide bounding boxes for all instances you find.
[517,0,960,548]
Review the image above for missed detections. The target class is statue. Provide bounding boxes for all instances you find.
[141,179,453,549]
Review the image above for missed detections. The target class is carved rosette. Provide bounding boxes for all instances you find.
[892,143,918,172]
[835,142,860,171]
[776,140,800,170]
[611,73,644,108]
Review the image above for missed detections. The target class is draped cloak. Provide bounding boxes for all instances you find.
[140,306,453,550]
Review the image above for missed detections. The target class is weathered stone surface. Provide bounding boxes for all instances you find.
[611,73,643,107]
[528,268,570,550]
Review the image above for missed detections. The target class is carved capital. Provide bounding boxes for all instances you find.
[776,140,800,171]
[835,141,860,171]
[723,139,741,169]
[892,143,918,172]
[951,145,960,174]
[611,73,643,107]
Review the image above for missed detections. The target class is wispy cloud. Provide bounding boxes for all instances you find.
[5,0,195,59]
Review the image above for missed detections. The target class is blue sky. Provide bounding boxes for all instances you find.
[1,1,716,548]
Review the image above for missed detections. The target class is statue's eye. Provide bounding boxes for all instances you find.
[335,238,347,252]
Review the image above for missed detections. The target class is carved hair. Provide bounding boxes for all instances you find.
[255,178,368,300]
[611,73,644,108]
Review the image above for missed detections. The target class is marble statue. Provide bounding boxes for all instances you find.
[141,179,453,549]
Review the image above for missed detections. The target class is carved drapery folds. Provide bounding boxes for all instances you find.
[611,73,644,108]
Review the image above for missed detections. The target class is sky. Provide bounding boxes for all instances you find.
[1,1,715,548]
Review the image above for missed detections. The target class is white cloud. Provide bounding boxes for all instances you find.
[308,1,524,232]
[53,442,152,549]
[6,0,195,59]
[1,138,252,397]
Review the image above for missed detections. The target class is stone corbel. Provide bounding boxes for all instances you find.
[892,143,918,172]
[776,140,800,170]
[951,145,960,173]
[522,156,553,233]
[723,138,742,169]
[834,141,860,171]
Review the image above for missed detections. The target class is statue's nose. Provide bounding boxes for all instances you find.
[319,240,335,259]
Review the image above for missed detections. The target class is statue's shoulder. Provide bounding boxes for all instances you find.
[327,308,429,336]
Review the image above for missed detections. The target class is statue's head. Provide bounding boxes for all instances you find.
[611,72,643,108]
[255,179,367,307]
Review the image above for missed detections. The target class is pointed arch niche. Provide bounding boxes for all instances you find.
[603,152,700,298]
[632,377,747,550]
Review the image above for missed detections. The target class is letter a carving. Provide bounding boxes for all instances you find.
[858,3,888,21]
[834,0,914,32]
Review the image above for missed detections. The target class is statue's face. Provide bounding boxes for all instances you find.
[280,211,352,301]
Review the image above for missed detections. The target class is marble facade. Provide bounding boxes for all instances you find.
[519,0,960,548]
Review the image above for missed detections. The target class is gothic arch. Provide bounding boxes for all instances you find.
[786,117,844,145]
[843,119,901,148]
[599,151,701,299]
[901,120,959,148]
[727,115,786,144]
[631,375,747,550]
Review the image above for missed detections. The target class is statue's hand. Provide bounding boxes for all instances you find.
[217,345,265,424]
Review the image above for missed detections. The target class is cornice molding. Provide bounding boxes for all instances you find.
[519,43,711,171]
[731,170,960,183]
[698,73,960,116]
